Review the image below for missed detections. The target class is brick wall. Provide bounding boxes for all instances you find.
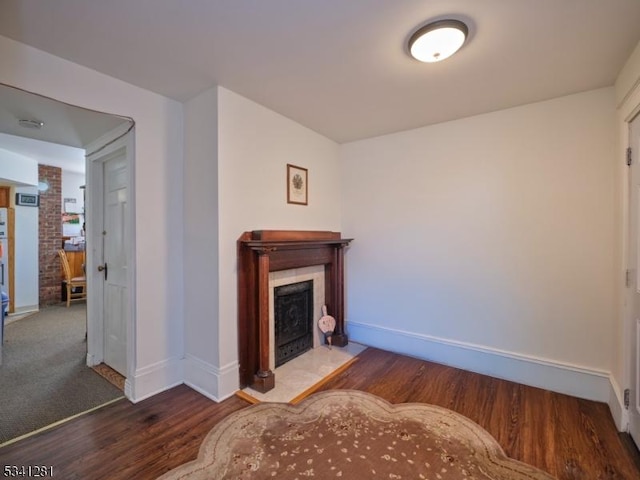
[38,165,62,305]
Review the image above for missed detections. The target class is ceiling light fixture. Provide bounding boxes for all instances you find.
[18,119,45,129]
[408,19,468,63]
[38,179,50,192]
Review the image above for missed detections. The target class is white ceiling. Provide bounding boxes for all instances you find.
[0,133,85,174]
[0,0,639,143]
[0,82,131,175]
[0,85,131,150]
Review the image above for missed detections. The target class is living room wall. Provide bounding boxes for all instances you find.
[0,34,184,401]
[340,87,617,402]
[184,86,341,400]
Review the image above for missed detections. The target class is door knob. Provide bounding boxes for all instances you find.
[97,263,108,280]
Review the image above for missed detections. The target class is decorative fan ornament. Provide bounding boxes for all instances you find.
[318,305,336,349]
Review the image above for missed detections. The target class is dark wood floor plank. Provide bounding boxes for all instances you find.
[1,347,639,480]
[0,385,250,479]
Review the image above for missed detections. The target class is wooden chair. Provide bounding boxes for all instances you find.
[58,249,87,307]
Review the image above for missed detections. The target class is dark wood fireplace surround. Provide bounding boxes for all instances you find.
[238,230,352,393]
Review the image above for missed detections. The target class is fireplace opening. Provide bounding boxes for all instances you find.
[274,280,314,367]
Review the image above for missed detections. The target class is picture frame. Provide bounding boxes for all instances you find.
[287,164,308,205]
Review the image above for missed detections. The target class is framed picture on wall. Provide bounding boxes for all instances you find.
[287,164,308,205]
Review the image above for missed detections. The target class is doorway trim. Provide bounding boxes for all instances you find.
[85,122,136,400]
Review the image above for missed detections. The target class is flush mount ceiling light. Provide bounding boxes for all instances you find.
[18,119,45,129]
[38,179,50,192]
[408,19,468,63]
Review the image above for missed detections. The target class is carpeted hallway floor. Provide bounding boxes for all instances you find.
[0,304,124,445]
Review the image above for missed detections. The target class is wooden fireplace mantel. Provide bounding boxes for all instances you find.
[237,230,352,392]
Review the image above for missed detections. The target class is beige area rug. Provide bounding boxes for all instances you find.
[158,390,556,480]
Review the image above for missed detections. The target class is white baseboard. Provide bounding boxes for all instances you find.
[127,356,184,403]
[86,352,99,367]
[124,378,133,400]
[608,375,629,432]
[88,354,239,404]
[184,354,239,402]
[348,321,610,403]
[11,305,39,315]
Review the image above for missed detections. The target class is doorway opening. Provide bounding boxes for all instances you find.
[0,82,134,444]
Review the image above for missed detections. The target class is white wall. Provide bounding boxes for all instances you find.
[13,185,38,313]
[183,86,221,398]
[0,34,184,401]
[0,148,38,186]
[341,88,617,401]
[218,87,342,397]
[183,86,341,400]
[0,150,38,313]
[62,170,85,213]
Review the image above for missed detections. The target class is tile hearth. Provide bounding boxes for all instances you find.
[239,342,366,404]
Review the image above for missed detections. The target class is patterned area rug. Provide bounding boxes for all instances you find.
[158,390,556,480]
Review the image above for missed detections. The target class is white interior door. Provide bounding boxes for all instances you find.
[86,124,134,390]
[101,150,128,376]
[628,113,640,446]
[85,124,135,382]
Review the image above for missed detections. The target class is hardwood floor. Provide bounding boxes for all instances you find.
[0,347,638,479]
